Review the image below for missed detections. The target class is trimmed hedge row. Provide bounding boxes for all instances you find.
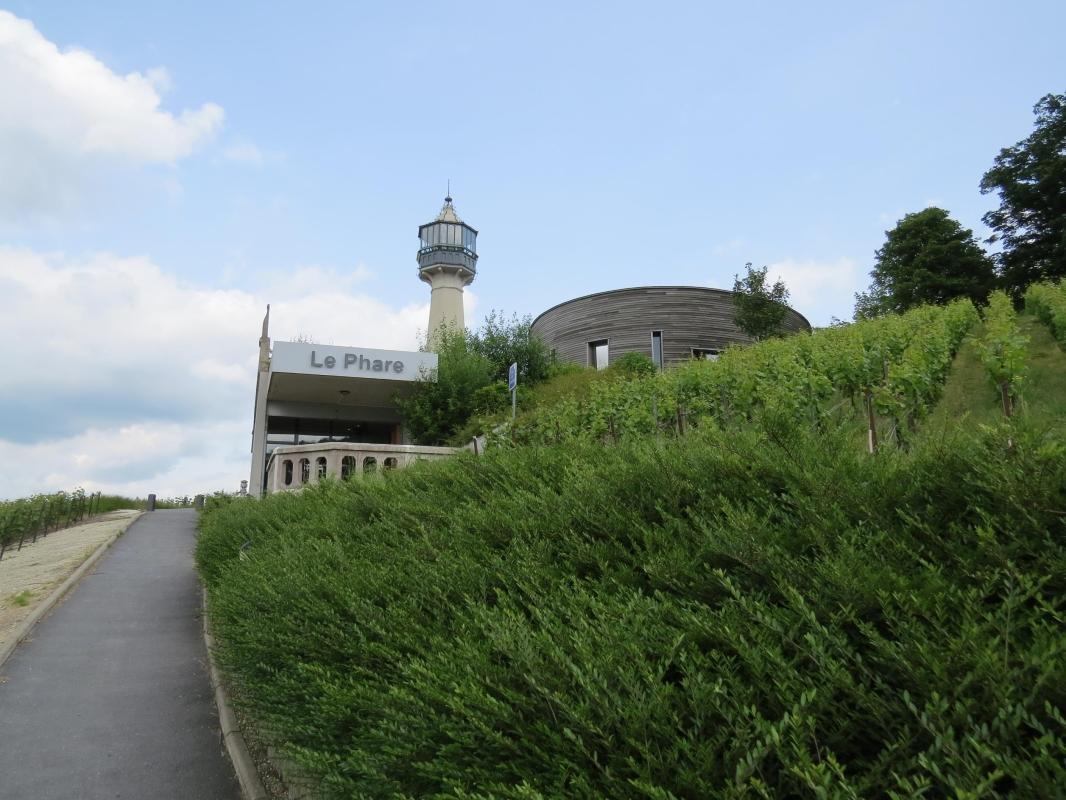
[198,423,1066,798]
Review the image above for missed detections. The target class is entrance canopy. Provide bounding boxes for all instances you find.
[263,342,437,449]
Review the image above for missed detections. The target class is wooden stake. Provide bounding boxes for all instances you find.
[865,390,878,454]
[1000,382,1014,418]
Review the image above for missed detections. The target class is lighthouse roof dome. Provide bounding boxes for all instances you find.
[435,196,463,224]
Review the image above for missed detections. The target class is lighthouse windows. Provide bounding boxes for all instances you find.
[420,222,476,253]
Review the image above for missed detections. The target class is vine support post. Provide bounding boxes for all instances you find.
[32,507,44,543]
[865,389,878,454]
[1000,381,1014,418]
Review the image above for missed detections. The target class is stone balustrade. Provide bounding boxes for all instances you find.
[264,441,459,494]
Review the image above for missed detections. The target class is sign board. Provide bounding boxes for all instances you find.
[508,362,518,392]
[271,341,438,381]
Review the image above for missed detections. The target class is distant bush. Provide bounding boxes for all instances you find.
[609,351,657,378]
[1026,280,1066,346]
[198,423,1066,797]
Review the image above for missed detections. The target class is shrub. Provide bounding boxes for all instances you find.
[609,351,658,378]
[199,423,1066,798]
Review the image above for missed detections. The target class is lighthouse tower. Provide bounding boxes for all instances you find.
[417,195,478,346]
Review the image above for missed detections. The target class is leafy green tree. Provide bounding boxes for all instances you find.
[980,92,1066,295]
[469,310,554,384]
[394,327,495,445]
[732,263,790,341]
[397,312,555,445]
[855,207,995,318]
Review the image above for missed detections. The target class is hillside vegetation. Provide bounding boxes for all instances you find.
[198,288,1066,798]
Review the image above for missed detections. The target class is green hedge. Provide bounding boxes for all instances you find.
[198,423,1066,798]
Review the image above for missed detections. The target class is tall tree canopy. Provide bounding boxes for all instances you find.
[980,92,1066,294]
[732,263,790,341]
[854,207,995,319]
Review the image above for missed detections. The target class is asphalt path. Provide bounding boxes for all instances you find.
[0,509,238,799]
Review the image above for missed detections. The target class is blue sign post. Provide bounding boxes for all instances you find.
[508,362,518,420]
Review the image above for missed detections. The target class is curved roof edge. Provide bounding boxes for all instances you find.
[530,285,811,332]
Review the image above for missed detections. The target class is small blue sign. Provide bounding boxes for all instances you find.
[508,362,518,392]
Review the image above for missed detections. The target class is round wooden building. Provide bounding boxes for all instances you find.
[531,286,811,369]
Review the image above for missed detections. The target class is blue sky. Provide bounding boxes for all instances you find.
[0,1,1063,497]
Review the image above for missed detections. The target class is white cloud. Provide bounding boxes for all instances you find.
[766,257,863,326]
[0,420,251,499]
[0,10,223,220]
[263,264,373,297]
[221,142,283,166]
[0,246,430,498]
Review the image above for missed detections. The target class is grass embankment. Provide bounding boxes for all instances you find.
[198,421,1066,797]
[927,314,1066,434]
[198,296,1066,797]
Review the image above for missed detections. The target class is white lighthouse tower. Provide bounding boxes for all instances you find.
[417,195,478,346]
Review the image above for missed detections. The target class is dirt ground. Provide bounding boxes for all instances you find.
[0,510,142,652]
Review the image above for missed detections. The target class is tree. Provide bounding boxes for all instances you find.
[980,92,1066,295]
[732,263,790,341]
[394,327,495,445]
[468,310,554,385]
[396,312,555,445]
[854,207,995,318]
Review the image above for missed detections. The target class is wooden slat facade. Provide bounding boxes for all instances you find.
[530,286,811,367]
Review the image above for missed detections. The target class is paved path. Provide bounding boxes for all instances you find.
[0,509,238,800]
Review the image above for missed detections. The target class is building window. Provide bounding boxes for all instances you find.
[692,348,720,361]
[651,330,663,370]
[383,457,398,471]
[363,456,377,474]
[299,458,310,484]
[341,456,356,480]
[316,457,327,479]
[587,339,609,370]
[283,459,293,486]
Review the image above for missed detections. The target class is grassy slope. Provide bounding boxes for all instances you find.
[924,314,1066,436]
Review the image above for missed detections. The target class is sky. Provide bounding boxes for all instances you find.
[0,1,1063,498]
